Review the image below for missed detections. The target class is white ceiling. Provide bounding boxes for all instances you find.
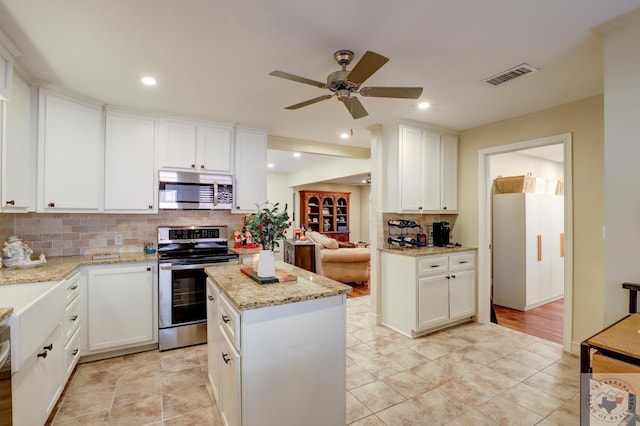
[0,1,638,156]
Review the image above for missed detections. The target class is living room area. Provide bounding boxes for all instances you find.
[266,148,373,291]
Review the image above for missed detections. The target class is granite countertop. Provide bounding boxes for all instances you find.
[0,307,13,323]
[206,261,352,311]
[0,252,157,286]
[379,246,476,257]
[229,247,262,256]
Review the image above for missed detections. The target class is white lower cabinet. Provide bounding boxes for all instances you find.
[12,323,65,426]
[381,250,476,337]
[206,277,346,426]
[84,262,157,355]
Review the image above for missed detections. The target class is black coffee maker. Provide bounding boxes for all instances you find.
[432,221,451,247]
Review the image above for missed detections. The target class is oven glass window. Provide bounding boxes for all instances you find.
[171,269,207,325]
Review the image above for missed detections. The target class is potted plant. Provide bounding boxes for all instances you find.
[244,202,291,277]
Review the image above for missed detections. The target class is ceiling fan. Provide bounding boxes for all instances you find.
[269,50,423,119]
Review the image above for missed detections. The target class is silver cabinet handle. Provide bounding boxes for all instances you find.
[222,352,231,364]
[222,314,230,324]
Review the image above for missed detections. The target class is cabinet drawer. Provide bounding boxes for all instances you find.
[66,272,81,303]
[64,327,81,379]
[418,256,448,276]
[219,292,241,351]
[449,253,475,271]
[64,295,81,342]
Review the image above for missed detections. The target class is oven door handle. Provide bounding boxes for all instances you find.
[159,262,234,271]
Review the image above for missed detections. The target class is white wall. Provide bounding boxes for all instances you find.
[490,152,564,185]
[267,171,294,259]
[602,13,640,325]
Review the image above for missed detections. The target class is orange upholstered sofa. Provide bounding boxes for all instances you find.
[305,232,370,284]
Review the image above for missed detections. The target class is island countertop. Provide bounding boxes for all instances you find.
[0,307,12,323]
[379,246,476,257]
[205,261,352,311]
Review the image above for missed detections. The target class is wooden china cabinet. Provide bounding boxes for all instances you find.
[299,190,350,242]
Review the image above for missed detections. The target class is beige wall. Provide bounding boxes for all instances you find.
[457,95,605,346]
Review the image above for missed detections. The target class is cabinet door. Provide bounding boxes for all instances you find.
[440,134,458,212]
[417,275,449,329]
[39,91,103,211]
[11,345,39,426]
[219,328,241,426]
[104,112,156,212]
[550,196,565,298]
[40,324,65,420]
[234,128,267,212]
[449,270,475,320]
[420,131,441,211]
[87,265,154,351]
[206,279,221,402]
[2,74,36,211]
[399,126,424,212]
[0,43,12,100]
[198,124,232,172]
[159,118,198,170]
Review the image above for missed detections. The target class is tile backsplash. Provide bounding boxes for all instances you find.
[1,211,247,257]
[381,213,458,248]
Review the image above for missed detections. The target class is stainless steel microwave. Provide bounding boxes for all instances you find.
[158,171,233,210]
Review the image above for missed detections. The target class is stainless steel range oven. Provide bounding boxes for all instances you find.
[158,226,238,351]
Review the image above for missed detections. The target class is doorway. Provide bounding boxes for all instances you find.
[478,133,573,352]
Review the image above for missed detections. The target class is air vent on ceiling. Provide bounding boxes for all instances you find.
[483,63,539,86]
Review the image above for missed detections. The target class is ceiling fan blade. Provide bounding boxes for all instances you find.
[359,86,423,99]
[341,96,368,119]
[346,51,389,85]
[269,70,326,88]
[285,94,332,110]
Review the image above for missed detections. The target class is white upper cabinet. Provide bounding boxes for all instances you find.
[234,127,267,212]
[383,123,458,213]
[159,118,233,173]
[104,111,156,213]
[38,90,104,212]
[0,38,14,101]
[1,72,36,211]
[198,124,233,173]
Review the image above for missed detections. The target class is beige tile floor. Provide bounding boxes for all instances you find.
[50,296,580,425]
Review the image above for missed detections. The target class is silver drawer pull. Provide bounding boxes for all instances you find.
[222,314,231,324]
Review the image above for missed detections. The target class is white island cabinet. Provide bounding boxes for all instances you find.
[206,263,350,426]
[381,249,476,337]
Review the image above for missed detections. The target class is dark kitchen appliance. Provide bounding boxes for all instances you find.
[158,226,239,351]
[432,221,451,247]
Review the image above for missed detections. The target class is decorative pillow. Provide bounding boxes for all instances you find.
[306,231,339,249]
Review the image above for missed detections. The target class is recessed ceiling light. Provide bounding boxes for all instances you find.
[340,132,349,139]
[362,179,367,183]
[293,152,301,158]
[418,102,430,110]
[267,163,274,168]
[141,76,157,86]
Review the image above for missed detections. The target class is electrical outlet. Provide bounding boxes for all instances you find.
[114,234,123,245]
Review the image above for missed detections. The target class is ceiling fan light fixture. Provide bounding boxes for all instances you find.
[336,89,351,101]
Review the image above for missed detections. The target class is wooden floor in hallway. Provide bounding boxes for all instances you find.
[493,299,564,345]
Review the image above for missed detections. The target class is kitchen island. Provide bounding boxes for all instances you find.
[205,262,351,426]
